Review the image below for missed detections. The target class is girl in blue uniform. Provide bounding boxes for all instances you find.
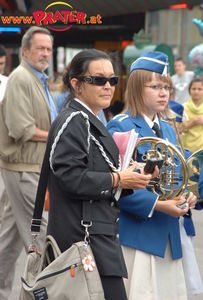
[107,51,197,300]
[168,100,203,295]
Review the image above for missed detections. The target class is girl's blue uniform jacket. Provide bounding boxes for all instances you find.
[198,166,203,209]
[183,149,202,236]
[107,113,191,260]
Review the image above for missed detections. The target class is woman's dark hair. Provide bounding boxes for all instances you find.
[189,76,203,94]
[62,49,118,105]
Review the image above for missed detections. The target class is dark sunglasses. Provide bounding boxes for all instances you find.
[78,76,119,86]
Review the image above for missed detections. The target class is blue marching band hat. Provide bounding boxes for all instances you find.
[168,100,188,123]
[130,51,169,76]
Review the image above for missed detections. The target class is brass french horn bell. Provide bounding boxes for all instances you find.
[133,137,188,200]
[186,148,203,203]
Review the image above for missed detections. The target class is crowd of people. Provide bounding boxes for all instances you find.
[0,26,203,300]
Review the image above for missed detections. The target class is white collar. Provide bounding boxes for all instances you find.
[74,98,101,120]
[142,113,160,129]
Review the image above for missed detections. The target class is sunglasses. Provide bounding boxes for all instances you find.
[78,76,119,86]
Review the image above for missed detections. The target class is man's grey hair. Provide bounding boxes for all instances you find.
[21,26,53,54]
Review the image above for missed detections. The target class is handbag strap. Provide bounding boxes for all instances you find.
[30,134,52,235]
[30,112,92,240]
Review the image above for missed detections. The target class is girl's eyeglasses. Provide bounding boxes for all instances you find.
[145,85,174,93]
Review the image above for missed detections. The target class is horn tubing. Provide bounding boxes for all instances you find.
[134,137,188,200]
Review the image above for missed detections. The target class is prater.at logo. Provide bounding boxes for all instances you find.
[0,1,102,32]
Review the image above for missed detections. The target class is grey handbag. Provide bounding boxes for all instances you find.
[19,117,105,300]
[20,236,105,300]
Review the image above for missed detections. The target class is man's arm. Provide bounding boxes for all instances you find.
[30,127,48,142]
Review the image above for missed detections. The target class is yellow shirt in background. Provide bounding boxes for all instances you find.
[181,98,203,153]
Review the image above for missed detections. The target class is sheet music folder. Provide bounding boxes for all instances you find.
[112,129,139,200]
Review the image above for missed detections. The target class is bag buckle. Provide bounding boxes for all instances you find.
[81,220,92,244]
[81,221,95,272]
[28,234,40,254]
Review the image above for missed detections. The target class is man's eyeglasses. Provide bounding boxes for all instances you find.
[145,85,174,93]
[78,76,119,86]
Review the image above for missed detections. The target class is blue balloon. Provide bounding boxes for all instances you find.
[189,43,203,68]
[193,18,203,37]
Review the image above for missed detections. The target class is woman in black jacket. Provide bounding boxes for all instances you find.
[46,49,153,300]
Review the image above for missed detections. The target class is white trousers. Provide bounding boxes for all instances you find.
[179,217,203,295]
[0,169,47,300]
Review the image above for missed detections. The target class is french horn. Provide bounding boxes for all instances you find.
[186,148,203,203]
[133,137,188,200]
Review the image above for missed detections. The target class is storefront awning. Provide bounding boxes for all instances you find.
[0,0,201,16]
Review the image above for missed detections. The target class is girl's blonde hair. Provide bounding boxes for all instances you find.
[123,70,173,120]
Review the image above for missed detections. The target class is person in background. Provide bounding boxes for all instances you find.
[0,45,6,75]
[168,100,203,296]
[55,64,107,126]
[181,76,203,153]
[0,45,8,102]
[167,100,188,150]
[107,51,197,300]
[171,57,194,104]
[0,45,8,226]
[0,26,57,300]
[43,48,154,300]
[54,72,70,113]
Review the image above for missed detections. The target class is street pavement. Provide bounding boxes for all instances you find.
[187,209,203,300]
[0,176,203,299]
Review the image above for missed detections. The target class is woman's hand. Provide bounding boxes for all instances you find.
[119,162,152,190]
[155,195,190,218]
[144,165,160,178]
[132,162,160,178]
[184,191,197,209]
